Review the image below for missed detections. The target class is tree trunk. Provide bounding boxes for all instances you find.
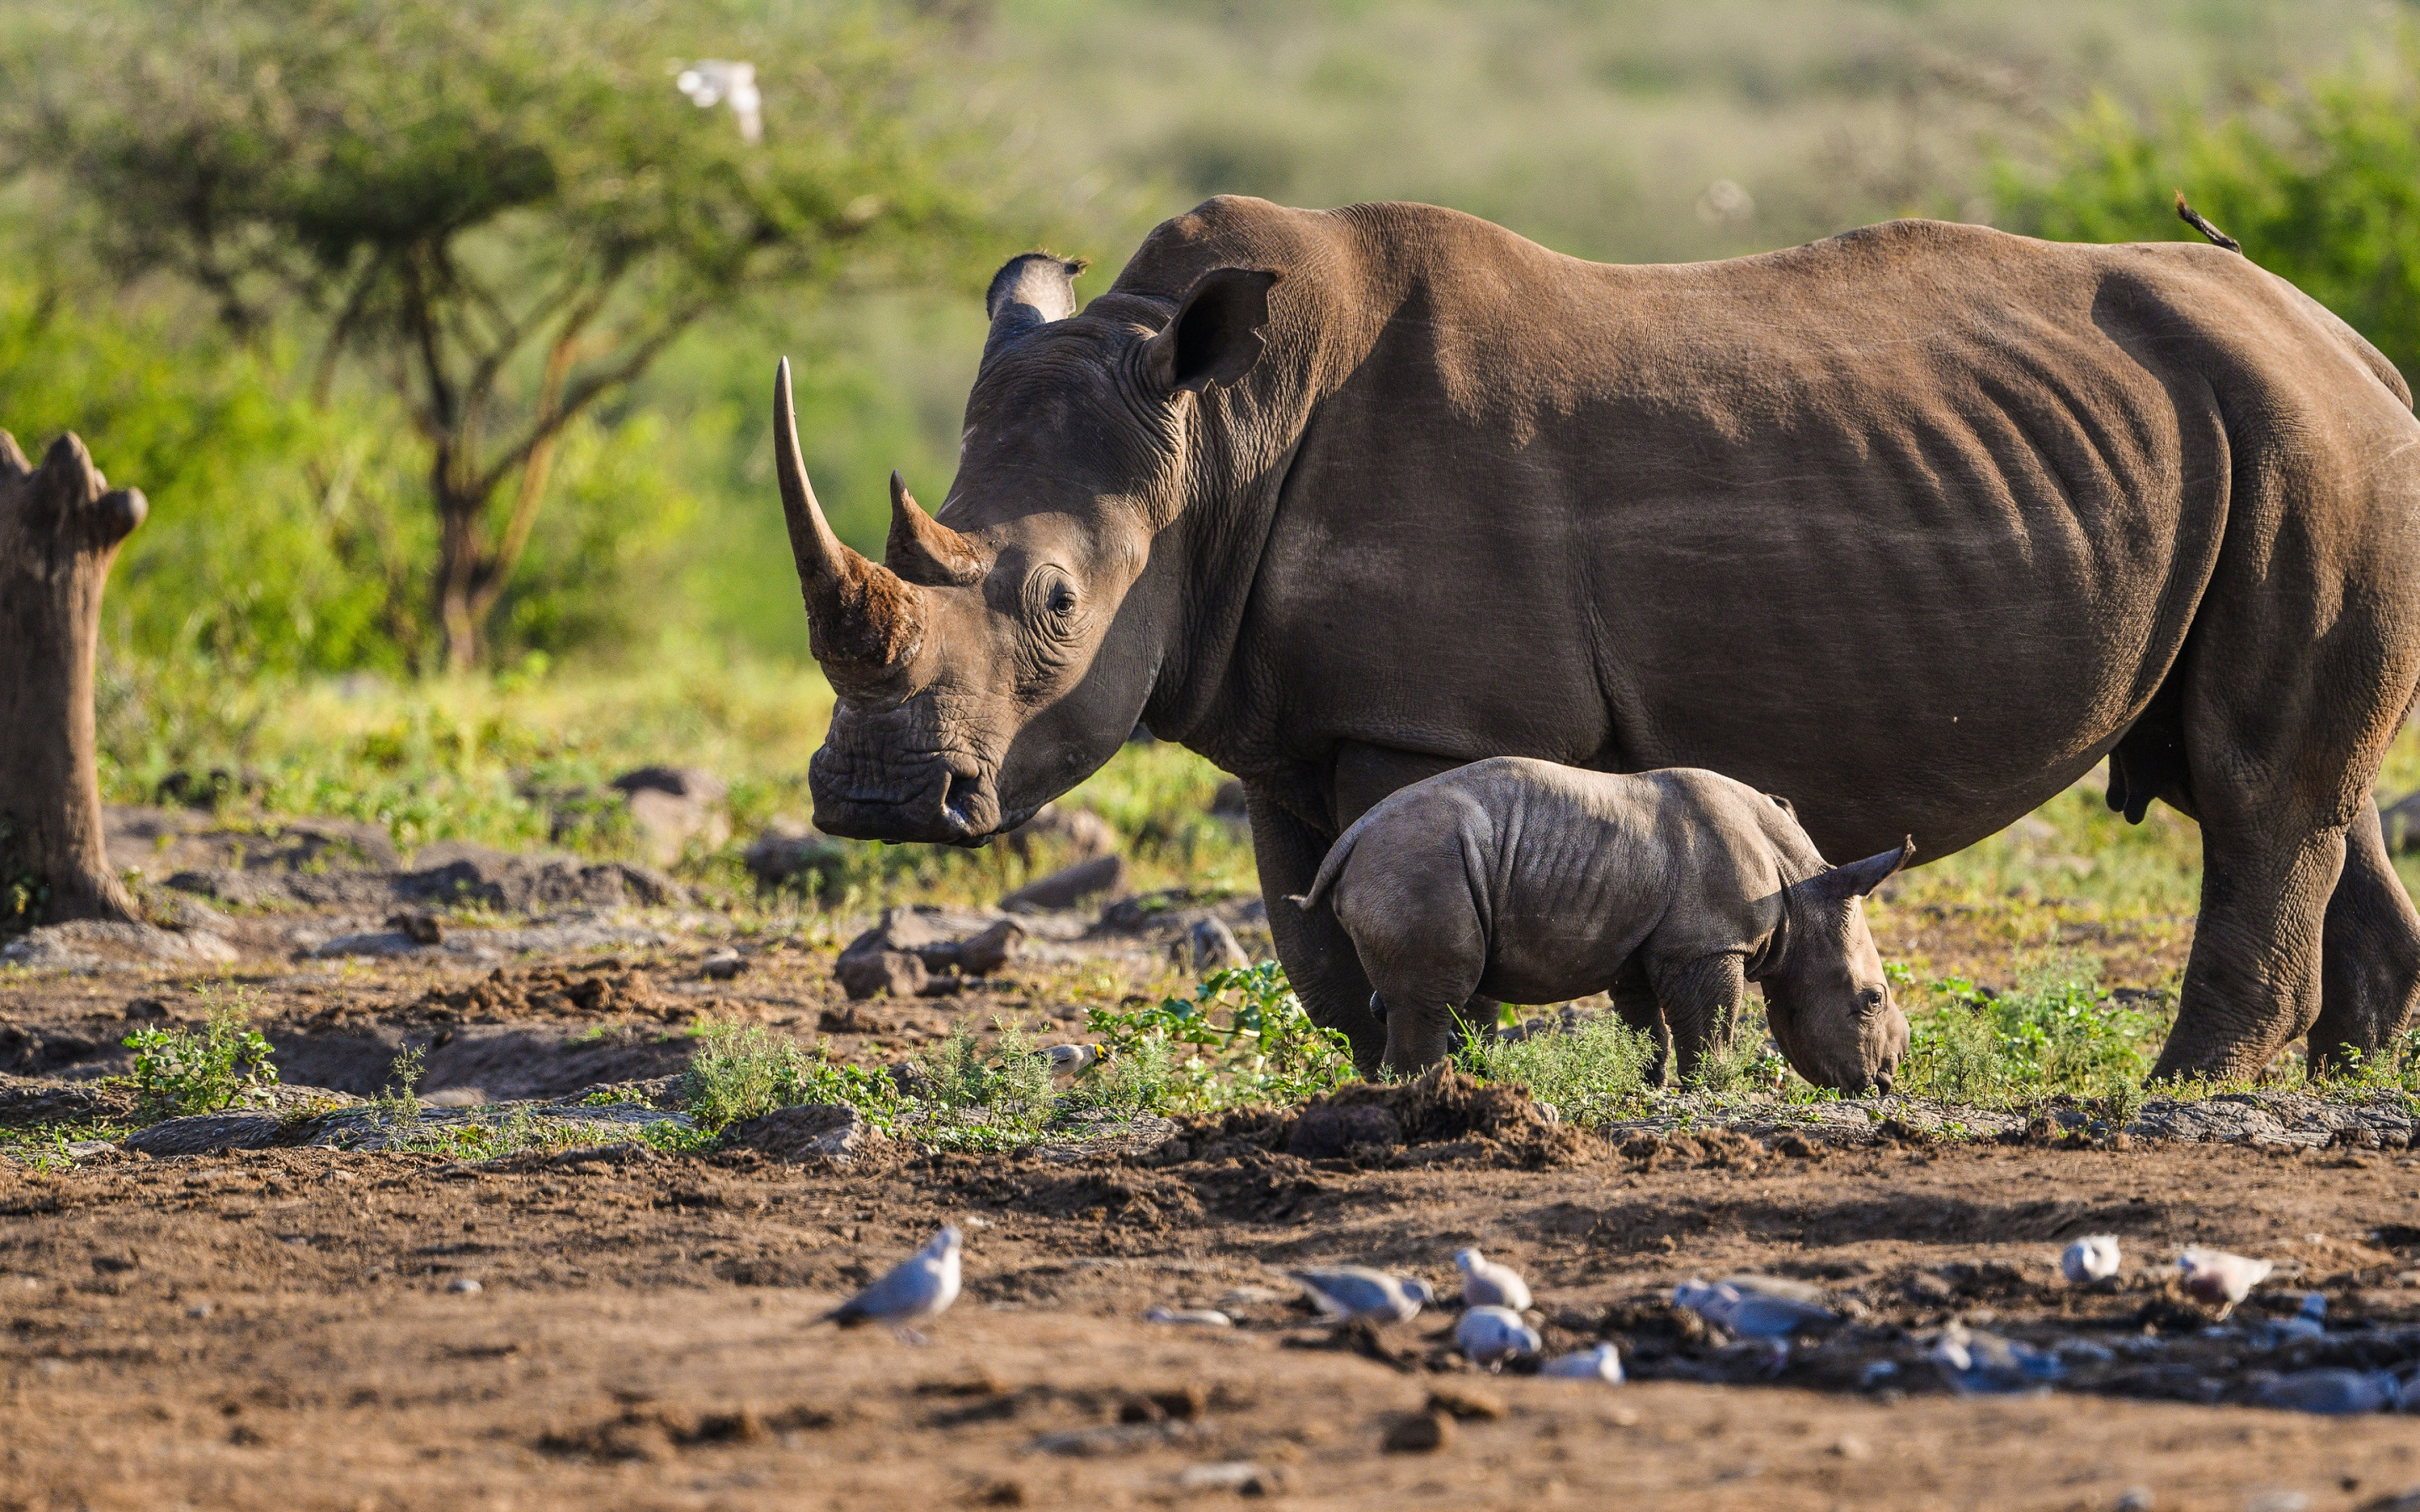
[0,430,147,924]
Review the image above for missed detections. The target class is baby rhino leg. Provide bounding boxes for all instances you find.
[1609,961,1670,1087]
[1652,953,1747,1088]
[1334,868,1487,1077]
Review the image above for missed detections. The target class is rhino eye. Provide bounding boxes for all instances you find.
[1860,987,1886,1013]
[1048,584,1077,617]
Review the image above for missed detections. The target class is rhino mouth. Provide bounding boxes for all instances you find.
[812,749,1002,847]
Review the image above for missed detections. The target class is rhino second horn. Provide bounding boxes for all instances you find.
[885,472,986,587]
[772,358,924,688]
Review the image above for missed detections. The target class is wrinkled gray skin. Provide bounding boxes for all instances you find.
[1293,759,1912,1088]
[776,197,2420,1083]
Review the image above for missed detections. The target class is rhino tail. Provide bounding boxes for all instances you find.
[1292,818,1372,913]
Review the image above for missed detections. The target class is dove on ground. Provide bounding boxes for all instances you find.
[814,1224,960,1344]
[1290,1267,1435,1326]
[1144,1305,1233,1327]
[1455,1247,1533,1312]
[2177,1247,2273,1318]
[2251,1368,2400,1415]
[1672,1278,1839,1340]
[1928,1322,2065,1394]
[1539,1342,1624,1383]
[2061,1234,2122,1284]
[1455,1305,1543,1369]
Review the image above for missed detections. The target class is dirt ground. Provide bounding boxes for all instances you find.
[8,1116,2420,1509]
[0,818,2411,1511]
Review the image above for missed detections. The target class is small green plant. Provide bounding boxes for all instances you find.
[376,1045,426,1123]
[1083,961,1357,1114]
[909,1019,1057,1150]
[122,990,280,1116]
[679,1016,910,1133]
[1455,1011,1659,1123]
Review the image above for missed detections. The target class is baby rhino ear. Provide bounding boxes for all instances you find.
[1802,835,1916,903]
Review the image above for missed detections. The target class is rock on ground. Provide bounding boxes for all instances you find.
[726,1104,882,1163]
[835,908,1023,1000]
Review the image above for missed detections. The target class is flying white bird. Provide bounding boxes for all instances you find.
[1455,1305,1542,1369]
[1672,1278,1839,1339]
[2061,1234,2122,1283]
[813,1225,960,1344]
[1290,1267,1434,1326]
[2177,1247,2273,1319]
[674,60,764,144]
[1455,1247,1532,1312]
[1539,1342,1624,1383]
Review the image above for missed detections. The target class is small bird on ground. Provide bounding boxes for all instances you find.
[1672,1278,1839,1339]
[2281,1291,2328,1339]
[813,1225,961,1345]
[1455,1247,1533,1312]
[2177,1247,2273,1319]
[1144,1305,1233,1328]
[1455,1305,1543,1369]
[1041,1043,1106,1075]
[1290,1267,1435,1326]
[1539,1342,1624,1383]
[2061,1234,2122,1284]
[2252,1368,2400,1415]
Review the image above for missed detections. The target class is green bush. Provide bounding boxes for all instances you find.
[1083,961,1359,1114]
[1455,1010,1660,1122]
[123,991,280,1116]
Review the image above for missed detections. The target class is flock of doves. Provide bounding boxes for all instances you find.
[808,1222,2292,1390]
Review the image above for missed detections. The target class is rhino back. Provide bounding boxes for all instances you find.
[1128,200,2420,864]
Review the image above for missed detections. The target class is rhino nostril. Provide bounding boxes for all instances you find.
[941,770,982,828]
[1872,1072,1895,1096]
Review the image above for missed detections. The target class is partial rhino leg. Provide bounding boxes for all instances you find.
[2154,568,2412,1079]
[2311,795,2420,1073]
[1326,742,1493,1074]
[1654,953,1746,1088]
[1357,922,1487,1080]
[1609,960,1670,1086]
[1247,783,1385,1073]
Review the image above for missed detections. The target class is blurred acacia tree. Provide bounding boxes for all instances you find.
[2001,34,2420,382]
[3,0,984,669]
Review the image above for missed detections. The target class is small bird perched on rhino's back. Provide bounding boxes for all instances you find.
[2061,1234,2122,1284]
[814,1225,961,1344]
[1290,1266,1435,1326]
[2176,1247,2272,1319]
[1455,1247,1532,1312]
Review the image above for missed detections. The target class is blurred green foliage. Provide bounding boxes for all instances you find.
[2003,32,2420,382]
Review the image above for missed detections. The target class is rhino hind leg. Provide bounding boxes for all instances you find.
[2310,795,2420,1074]
[1245,783,1386,1073]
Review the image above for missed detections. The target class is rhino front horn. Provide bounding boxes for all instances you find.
[773,358,923,690]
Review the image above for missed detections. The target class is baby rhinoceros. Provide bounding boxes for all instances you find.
[1292,758,1912,1089]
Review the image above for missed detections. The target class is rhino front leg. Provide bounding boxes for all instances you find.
[1246,783,1385,1074]
[1655,953,1746,1089]
[1609,960,1670,1086]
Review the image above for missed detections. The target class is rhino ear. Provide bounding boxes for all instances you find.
[983,252,1086,366]
[1144,266,1280,396]
[1797,835,1916,904]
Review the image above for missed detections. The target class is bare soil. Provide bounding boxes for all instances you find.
[2,838,2415,1509]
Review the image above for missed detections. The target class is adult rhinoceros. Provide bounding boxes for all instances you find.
[773,195,2420,1084]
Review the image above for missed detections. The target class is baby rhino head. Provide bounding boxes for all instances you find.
[1763,836,1914,1094]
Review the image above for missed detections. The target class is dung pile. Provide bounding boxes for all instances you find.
[1281,1063,1591,1168]
[407,964,691,1026]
